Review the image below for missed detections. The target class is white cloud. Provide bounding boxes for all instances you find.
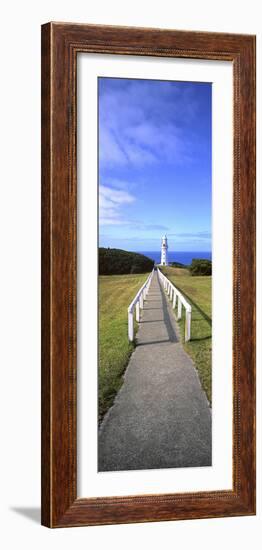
[99,127,127,166]
[99,80,198,168]
[99,185,135,205]
[99,185,136,225]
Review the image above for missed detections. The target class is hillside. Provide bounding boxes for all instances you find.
[99,247,154,275]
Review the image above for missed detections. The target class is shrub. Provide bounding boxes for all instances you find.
[190,259,212,276]
[99,248,154,275]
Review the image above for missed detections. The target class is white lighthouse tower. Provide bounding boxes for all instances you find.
[160,235,168,266]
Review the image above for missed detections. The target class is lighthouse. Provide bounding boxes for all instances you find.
[160,235,168,266]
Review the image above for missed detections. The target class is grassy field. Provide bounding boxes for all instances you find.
[99,273,149,421]
[161,266,212,404]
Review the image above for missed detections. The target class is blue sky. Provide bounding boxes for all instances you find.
[98,77,212,252]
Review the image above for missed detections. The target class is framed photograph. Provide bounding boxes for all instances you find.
[41,22,256,527]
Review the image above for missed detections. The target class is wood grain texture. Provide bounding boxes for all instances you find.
[41,22,256,527]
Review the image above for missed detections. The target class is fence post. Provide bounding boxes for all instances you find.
[185,309,191,342]
[139,293,143,309]
[136,301,140,322]
[159,271,191,342]
[177,297,182,320]
[128,310,134,341]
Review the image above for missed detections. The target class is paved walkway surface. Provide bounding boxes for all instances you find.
[98,271,211,471]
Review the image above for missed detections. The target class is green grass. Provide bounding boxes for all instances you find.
[99,272,149,421]
[161,266,212,404]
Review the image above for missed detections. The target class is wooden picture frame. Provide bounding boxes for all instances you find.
[41,22,256,527]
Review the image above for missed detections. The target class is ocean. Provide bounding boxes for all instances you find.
[139,251,212,266]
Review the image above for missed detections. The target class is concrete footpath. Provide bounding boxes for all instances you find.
[98,271,212,471]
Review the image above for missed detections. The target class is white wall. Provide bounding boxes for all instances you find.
[0,1,260,548]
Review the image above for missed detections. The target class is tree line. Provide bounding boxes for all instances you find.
[99,248,212,276]
[99,248,154,275]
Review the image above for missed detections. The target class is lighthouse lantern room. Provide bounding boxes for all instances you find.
[161,235,168,266]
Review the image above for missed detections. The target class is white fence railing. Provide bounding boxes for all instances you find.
[127,269,155,342]
[157,268,192,342]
